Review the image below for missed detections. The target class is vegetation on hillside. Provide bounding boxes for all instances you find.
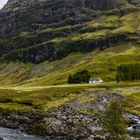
[0,82,140,113]
[0,0,140,63]
[0,0,139,86]
[116,63,140,81]
[68,70,91,84]
[0,45,140,86]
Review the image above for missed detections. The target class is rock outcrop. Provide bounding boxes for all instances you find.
[0,0,140,63]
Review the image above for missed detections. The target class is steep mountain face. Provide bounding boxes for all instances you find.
[0,0,140,63]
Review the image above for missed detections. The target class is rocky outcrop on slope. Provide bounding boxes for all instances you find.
[0,0,140,63]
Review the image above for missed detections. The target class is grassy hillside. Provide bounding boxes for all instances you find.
[0,0,139,86]
[0,43,140,86]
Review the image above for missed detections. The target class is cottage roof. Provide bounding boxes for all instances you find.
[89,78,102,81]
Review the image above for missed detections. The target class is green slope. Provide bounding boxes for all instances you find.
[0,0,140,86]
[0,43,140,86]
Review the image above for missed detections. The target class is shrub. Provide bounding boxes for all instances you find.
[67,70,91,84]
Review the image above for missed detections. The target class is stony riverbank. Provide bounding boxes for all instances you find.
[0,91,140,140]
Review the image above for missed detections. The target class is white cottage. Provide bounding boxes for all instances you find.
[89,78,103,84]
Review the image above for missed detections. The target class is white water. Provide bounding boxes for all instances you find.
[0,127,45,140]
[0,0,8,9]
[127,114,140,132]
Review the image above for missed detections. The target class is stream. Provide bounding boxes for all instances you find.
[0,127,45,140]
[0,128,72,140]
[127,114,140,132]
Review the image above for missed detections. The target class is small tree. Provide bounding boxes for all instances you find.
[67,70,91,84]
[103,101,127,140]
[68,74,72,84]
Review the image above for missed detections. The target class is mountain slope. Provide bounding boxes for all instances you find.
[0,0,140,86]
[0,43,140,86]
[0,0,140,63]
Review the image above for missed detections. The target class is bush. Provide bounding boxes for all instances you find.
[68,70,91,84]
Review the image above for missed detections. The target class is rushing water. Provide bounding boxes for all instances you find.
[0,127,45,140]
[0,0,8,9]
[127,114,140,132]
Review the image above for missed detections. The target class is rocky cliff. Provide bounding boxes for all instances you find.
[0,0,140,63]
